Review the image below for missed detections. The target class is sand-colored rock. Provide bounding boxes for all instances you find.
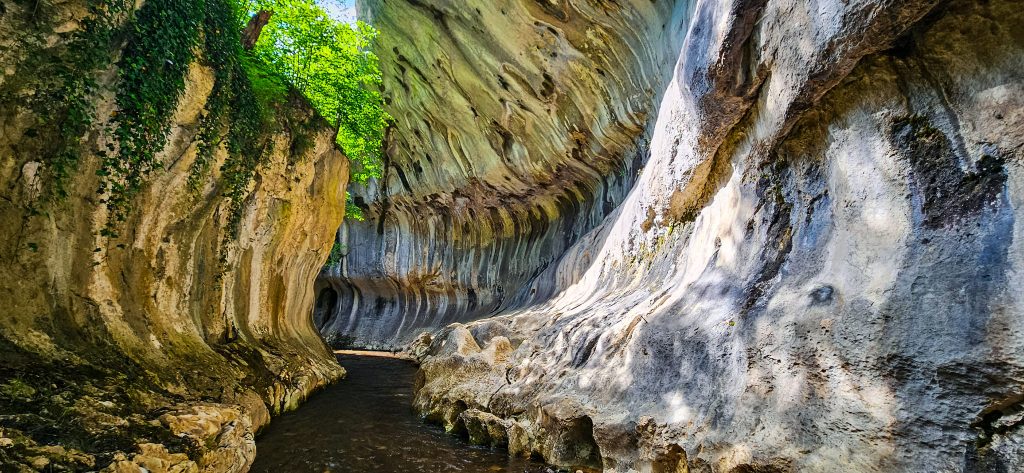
[0,0,348,469]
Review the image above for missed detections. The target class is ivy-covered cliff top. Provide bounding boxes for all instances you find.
[8,0,386,236]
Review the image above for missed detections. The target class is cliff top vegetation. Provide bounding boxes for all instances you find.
[241,0,390,184]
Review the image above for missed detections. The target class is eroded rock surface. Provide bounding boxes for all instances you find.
[0,0,347,470]
[316,0,689,349]
[347,0,1023,471]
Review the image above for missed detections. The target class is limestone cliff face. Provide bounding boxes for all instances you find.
[345,0,1023,471]
[315,0,687,348]
[0,1,346,470]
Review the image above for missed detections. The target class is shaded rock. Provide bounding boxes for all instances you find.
[101,444,198,473]
[317,0,690,349]
[390,0,1024,471]
[0,0,348,469]
[460,409,510,448]
[403,331,434,362]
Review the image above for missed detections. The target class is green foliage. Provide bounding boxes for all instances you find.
[31,0,132,202]
[198,0,274,239]
[99,0,205,233]
[325,239,347,267]
[345,191,365,221]
[30,0,383,245]
[243,0,390,182]
[239,53,290,108]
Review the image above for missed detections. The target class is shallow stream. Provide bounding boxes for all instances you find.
[251,354,549,473]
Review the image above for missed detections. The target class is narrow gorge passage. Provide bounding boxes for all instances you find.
[2,0,1023,471]
[251,354,548,473]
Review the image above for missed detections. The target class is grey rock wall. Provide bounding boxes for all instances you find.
[315,0,689,349]
[341,0,1024,470]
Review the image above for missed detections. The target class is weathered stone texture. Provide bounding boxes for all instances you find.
[367,0,1024,471]
[0,1,347,470]
[316,0,689,348]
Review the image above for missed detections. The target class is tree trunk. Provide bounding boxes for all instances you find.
[241,10,273,50]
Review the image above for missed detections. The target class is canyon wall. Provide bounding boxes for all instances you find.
[0,1,346,470]
[315,0,689,348]
[348,0,1024,471]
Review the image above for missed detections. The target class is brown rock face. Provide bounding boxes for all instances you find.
[0,0,346,470]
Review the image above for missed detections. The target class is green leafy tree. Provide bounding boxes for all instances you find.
[240,0,390,183]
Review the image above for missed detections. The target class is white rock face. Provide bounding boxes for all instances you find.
[346,0,1024,470]
[317,0,689,348]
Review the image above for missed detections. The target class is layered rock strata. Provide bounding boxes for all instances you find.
[316,0,689,348]
[361,0,1024,471]
[0,1,347,470]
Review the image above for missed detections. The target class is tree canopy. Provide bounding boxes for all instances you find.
[240,0,390,185]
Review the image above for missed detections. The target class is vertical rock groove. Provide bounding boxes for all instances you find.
[0,1,348,468]
[334,0,1024,470]
[318,0,690,348]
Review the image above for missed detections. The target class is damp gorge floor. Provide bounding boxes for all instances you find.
[251,355,549,473]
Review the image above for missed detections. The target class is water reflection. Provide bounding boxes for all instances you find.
[252,355,550,473]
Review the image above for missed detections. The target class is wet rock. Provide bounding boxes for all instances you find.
[507,420,534,458]
[460,409,510,448]
[535,402,602,471]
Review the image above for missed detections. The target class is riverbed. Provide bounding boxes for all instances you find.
[251,354,549,472]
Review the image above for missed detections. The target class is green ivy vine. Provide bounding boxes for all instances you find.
[30,0,132,202]
[324,240,347,267]
[190,0,273,241]
[98,0,204,235]
[28,0,371,265]
[96,0,274,240]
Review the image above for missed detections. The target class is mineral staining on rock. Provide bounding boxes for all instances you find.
[0,0,347,470]
[2,0,1023,470]
[315,0,689,349]
[331,0,1024,471]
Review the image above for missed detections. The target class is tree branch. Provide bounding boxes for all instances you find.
[241,10,273,50]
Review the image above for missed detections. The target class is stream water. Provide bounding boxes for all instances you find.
[251,354,550,473]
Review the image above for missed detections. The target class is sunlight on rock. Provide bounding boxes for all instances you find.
[2,0,1022,471]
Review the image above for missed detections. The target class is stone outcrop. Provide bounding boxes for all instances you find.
[344,0,1024,471]
[315,0,688,348]
[0,0,347,470]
